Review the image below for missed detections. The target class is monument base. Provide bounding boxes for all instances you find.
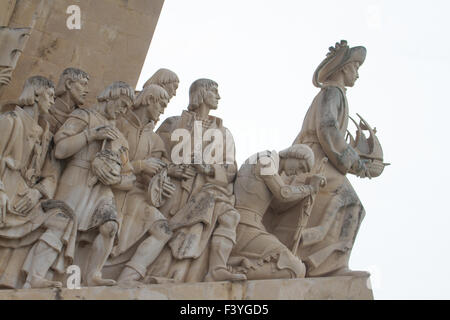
[0,276,373,300]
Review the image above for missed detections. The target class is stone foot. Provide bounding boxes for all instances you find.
[87,274,117,287]
[25,276,62,289]
[205,268,247,282]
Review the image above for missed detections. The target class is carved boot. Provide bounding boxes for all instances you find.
[204,236,246,282]
[23,241,62,289]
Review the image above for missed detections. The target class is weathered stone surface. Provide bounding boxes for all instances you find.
[1,0,164,105]
[0,276,374,300]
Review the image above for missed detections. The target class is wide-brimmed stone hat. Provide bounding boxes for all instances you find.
[313,40,366,88]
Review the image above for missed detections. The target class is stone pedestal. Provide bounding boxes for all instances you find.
[0,276,373,300]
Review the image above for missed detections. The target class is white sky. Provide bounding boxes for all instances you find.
[137,0,450,299]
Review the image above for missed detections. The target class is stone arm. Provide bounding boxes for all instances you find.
[261,169,313,203]
[33,145,62,199]
[315,87,360,175]
[54,116,89,160]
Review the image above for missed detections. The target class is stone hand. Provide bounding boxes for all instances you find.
[194,164,214,177]
[141,158,166,176]
[182,166,196,179]
[168,165,196,180]
[161,180,176,198]
[96,166,121,185]
[88,125,120,141]
[0,191,9,224]
[352,159,371,179]
[309,174,326,193]
[14,189,42,214]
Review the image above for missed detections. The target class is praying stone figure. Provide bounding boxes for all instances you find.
[149,79,245,283]
[229,145,324,280]
[292,40,381,277]
[42,68,90,134]
[0,76,73,289]
[103,84,176,284]
[142,68,179,101]
[50,81,136,286]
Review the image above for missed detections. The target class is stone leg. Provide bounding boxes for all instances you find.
[205,236,247,282]
[118,220,172,284]
[205,209,246,282]
[23,227,65,289]
[85,221,118,287]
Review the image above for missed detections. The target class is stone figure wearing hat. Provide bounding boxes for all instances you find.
[291,40,372,277]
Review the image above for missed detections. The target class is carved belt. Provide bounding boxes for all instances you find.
[236,207,265,229]
[68,159,91,169]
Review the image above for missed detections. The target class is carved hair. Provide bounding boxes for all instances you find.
[188,78,218,111]
[134,84,169,109]
[18,75,54,106]
[97,81,135,103]
[279,144,315,171]
[55,68,89,96]
[143,68,179,88]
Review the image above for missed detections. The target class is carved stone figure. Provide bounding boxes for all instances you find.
[103,84,175,284]
[291,40,382,277]
[0,27,30,99]
[142,68,179,101]
[229,145,324,280]
[149,79,245,283]
[42,68,90,134]
[0,76,73,289]
[51,81,136,286]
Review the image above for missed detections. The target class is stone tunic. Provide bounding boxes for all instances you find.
[54,108,131,234]
[230,154,311,278]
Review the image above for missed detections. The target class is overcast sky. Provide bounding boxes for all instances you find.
[137,0,450,299]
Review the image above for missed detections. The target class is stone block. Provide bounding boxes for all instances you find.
[0,276,374,300]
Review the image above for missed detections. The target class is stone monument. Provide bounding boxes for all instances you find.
[0,0,383,300]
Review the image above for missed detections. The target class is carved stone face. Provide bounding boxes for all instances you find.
[68,77,89,106]
[204,86,220,110]
[282,158,309,176]
[342,62,360,87]
[105,96,132,120]
[163,81,179,100]
[147,98,168,123]
[37,87,55,114]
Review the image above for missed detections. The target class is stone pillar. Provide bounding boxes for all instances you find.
[0,0,165,105]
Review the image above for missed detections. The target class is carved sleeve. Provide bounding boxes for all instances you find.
[315,87,360,175]
[54,111,89,159]
[261,169,313,203]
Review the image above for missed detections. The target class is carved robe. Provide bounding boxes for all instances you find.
[292,84,365,276]
[106,110,168,265]
[0,107,74,288]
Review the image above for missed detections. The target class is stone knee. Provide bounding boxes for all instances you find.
[214,209,240,243]
[99,221,118,238]
[149,220,172,243]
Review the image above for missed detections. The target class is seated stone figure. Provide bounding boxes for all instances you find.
[0,76,74,289]
[103,84,176,284]
[49,81,136,287]
[229,144,324,280]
